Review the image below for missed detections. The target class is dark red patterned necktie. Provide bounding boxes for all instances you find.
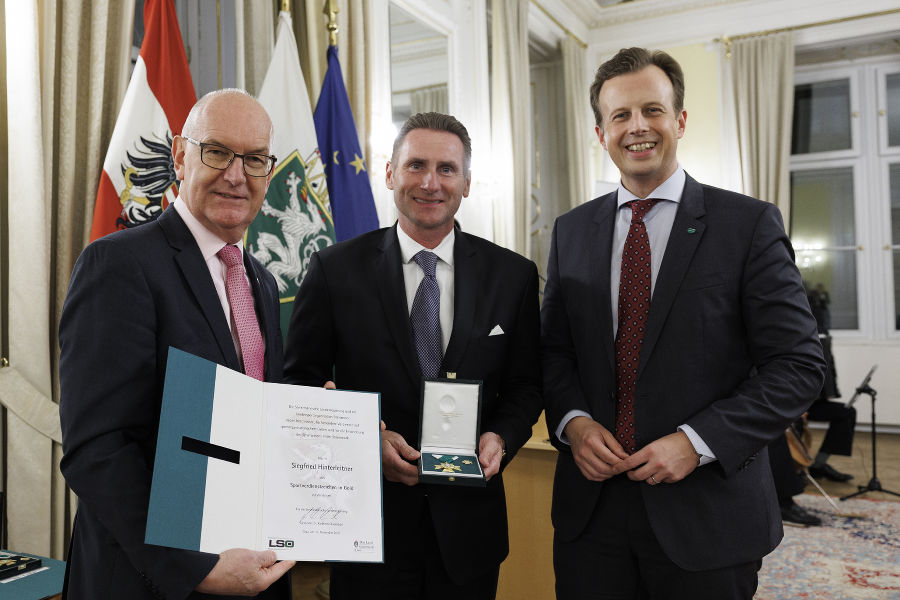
[615,199,658,453]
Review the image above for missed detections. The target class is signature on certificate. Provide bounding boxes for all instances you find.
[298,506,350,524]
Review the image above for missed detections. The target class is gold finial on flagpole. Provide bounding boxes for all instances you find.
[281,0,290,13]
[323,0,339,47]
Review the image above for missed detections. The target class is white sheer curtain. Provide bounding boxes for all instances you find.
[1,0,133,559]
[561,36,592,208]
[727,32,795,225]
[490,0,531,254]
[410,84,449,115]
[235,1,275,96]
[239,1,375,187]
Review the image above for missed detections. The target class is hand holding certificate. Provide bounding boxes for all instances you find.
[146,348,384,563]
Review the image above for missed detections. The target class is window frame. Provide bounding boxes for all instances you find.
[790,58,900,340]
[876,64,900,157]
[791,66,861,164]
[790,158,865,335]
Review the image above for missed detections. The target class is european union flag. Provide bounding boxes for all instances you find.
[313,45,380,242]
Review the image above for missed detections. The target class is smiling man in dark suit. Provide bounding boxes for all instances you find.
[284,112,542,599]
[59,89,293,599]
[541,48,826,599]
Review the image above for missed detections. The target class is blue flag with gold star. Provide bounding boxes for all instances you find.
[313,45,379,242]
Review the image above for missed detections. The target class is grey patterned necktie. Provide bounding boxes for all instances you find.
[410,250,442,378]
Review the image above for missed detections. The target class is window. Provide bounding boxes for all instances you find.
[792,79,853,154]
[790,57,900,338]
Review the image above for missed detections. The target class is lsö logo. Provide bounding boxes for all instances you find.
[353,539,375,553]
[267,538,295,548]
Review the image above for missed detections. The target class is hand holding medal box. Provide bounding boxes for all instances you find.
[417,378,486,486]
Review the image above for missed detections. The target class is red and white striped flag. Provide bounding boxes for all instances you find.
[90,0,195,241]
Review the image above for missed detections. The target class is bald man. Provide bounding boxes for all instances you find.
[59,89,293,599]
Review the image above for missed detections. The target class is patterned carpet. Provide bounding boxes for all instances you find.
[757,495,900,599]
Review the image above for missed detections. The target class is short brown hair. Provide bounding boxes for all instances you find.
[589,47,685,129]
[392,112,472,173]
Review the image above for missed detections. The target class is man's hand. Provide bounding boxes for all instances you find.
[196,548,295,595]
[612,430,698,484]
[478,432,505,481]
[564,416,629,481]
[381,423,421,486]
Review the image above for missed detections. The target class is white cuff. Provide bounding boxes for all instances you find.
[556,410,593,445]
[678,424,717,465]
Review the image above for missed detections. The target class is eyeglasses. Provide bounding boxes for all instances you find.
[180,136,276,177]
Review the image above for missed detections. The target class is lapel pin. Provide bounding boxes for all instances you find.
[687,227,696,234]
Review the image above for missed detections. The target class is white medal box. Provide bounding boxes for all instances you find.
[417,378,485,486]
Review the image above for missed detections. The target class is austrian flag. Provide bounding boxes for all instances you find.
[90,0,195,241]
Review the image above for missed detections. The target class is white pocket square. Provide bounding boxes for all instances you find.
[488,325,505,336]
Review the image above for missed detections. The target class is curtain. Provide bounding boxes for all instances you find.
[410,84,448,114]
[727,32,795,226]
[235,1,275,96]
[490,0,531,255]
[0,0,133,559]
[240,0,374,192]
[293,0,373,166]
[561,36,591,208]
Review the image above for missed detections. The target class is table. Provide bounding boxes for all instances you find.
[0,550,65,600]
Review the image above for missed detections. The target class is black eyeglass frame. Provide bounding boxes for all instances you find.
[179,135,277,177]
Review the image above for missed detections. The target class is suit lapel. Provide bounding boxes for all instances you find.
[442,231,477,374]
[639,174,706,375]
[158,208,241,371]
[375,226,421,387]
[591,194,618,373]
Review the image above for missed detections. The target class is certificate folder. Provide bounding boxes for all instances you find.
[146,347,384,563]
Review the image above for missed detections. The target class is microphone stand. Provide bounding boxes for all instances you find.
[840,379,900,500]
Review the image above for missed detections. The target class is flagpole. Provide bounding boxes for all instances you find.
[282,0,290,13]
[323,0,339,47]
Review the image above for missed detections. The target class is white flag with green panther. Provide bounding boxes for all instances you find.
[249,10,335,336]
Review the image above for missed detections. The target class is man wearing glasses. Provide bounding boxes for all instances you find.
[59,89,293,599]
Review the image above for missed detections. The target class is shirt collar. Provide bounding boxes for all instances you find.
[396,224,455,267]
[173,196,242,260]
[616,165,686,208]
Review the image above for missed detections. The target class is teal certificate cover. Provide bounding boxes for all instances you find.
[146,347,383,563]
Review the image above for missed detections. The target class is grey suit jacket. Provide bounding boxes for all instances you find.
[541,173,826,570]
[59,207,288,600]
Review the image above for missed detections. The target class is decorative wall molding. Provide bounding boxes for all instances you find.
[584,0,900,56]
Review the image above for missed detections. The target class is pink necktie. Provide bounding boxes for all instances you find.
[615,199,658,453]
[217,245,265,381]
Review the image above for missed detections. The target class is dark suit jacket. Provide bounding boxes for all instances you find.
[283,225,542,584]
[59,207,289,600]
[541,174,825,571]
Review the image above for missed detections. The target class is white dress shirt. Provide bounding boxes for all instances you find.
[396,225,455,355]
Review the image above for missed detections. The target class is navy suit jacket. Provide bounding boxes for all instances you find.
[541,174,826,570]
[59,207,288,600]
[283,225,542,584]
